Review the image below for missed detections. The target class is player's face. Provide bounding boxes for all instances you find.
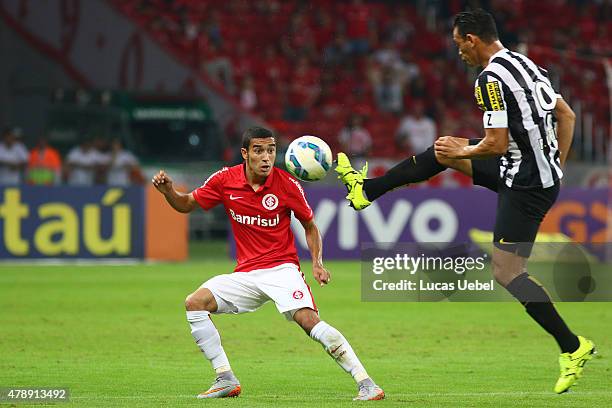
[242,137,276,178]
[453,27,478,67]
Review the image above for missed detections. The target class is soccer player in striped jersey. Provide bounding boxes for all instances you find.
[335,9,595,394]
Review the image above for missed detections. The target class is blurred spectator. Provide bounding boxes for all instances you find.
[93,137,111,184]
[396,101,436,154]
[65,139,104,186]
[183,14,199,42]
[284,57,320,121]
[203,11,222,47]
[591,26,611,57]
[323,34,351,67]
[200,43,235,94]
[338,114,372,158]
[314,73,343,119]
[313,10,335,50]
[385,9,414,47]
[372,40,401,69]
[231,40,254,81]
[260,45,288,83]
[106,139,143,186]
[345,0,371,55]
[0,127,29,185]
[372,66,406,114]
[240,76,257,111]
[396,50,420,84]
[287,12,316,55]
[26,137,62,185]
[409,76,428,100]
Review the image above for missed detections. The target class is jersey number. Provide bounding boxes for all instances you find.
[486,113,492,126]
[534,81,556,111]
[534,81,558,151]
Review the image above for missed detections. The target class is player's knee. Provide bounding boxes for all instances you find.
[185,288,218,312]
[185,294,209,311]
[293,308,320,334]
[491,259,517,287]
[184,294,201,311]
[492,249,527,287]
[434,150,451,167]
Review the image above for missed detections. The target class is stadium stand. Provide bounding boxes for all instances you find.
[110,0,610,159]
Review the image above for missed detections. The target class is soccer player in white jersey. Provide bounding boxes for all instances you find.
[336,9,594,394]
[152,126,384,401]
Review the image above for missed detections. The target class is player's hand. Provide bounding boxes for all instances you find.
[152,170,174,195]
[313,264,331,287]
[434,136,468,159]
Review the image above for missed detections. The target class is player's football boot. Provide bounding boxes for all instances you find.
[335,152,371,210]
[197,376,241,399]
[353,380,385,401]
[554,335,596,394]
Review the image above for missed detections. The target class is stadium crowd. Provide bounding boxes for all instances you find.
[113,0,610,159]
[0,127,143,186]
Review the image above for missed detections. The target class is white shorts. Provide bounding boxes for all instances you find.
[201,263,318,321]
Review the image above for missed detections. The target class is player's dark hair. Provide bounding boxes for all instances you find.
[241,126,275,150]
[453,9,499,43]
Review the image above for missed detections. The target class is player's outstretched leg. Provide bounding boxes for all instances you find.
[185,290,241,399]
[336,146,448,210]
[335,152,371,210]
[293,307,384,401]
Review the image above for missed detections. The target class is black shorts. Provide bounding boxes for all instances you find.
[492,182,560,257]
[469,139,560,257]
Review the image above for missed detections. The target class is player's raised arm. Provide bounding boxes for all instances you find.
[152,170,197,213]
[300,218,330,287]
[464,126,509,158]
[554,98,576,167]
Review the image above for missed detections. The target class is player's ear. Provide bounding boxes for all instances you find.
[465,34,477,47]
[241,147,248,161]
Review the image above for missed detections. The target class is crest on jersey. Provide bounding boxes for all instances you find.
[262,193,279,210]
[293,290,304,300]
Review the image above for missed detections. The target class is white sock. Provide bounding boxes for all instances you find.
[186,311,231,374]
[310,321,369,383]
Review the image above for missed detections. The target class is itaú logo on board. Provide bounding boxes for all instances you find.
[0,188,133,257]
[229,209,280,227]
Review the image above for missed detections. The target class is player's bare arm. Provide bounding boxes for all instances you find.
[434,127,508,159]
[151,170,197,213]
[554,98,576,167]
[300,218,330,286]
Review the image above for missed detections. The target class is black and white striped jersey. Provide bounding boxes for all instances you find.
[474,48,563,190]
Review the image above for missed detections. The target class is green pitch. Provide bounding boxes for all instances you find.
[1,258,611,407]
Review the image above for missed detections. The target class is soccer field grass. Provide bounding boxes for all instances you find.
[1,260,611,407]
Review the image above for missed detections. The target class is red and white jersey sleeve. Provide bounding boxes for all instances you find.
[192,167,229,210]
[282,174,314,223]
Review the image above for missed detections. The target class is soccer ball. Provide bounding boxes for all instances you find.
[284,135,333,182]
